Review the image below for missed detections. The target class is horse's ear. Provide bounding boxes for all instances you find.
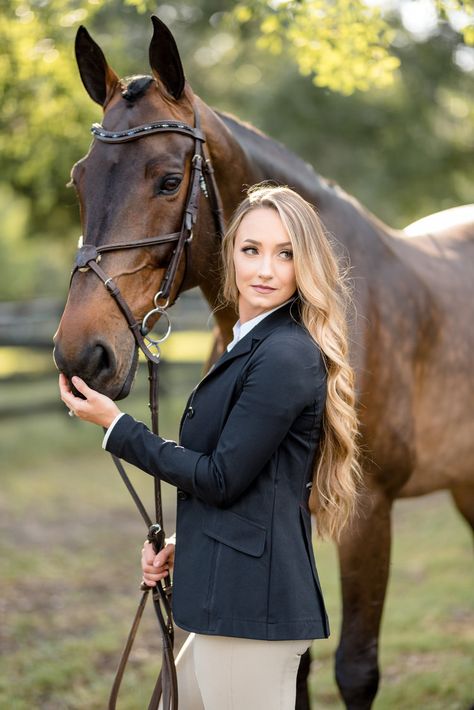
[149,15,185,100]
[75,26,119,106]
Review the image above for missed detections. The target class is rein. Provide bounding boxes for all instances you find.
[70,103,225,709]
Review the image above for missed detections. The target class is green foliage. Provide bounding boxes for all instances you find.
[189,9,473,228]
[0,0,472,299]
[230,0,401,94]
[435,0,474,44]
[0,185,75,299]
[229,0,473,94]
[1,2,97,218]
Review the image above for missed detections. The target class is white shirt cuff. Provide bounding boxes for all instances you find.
[102,412,126,449]
[165,532,176,546]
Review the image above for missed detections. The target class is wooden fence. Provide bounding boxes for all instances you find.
[0,290,213,418]
[0,289,212,349]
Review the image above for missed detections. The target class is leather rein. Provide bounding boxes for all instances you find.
[70,103,225,710]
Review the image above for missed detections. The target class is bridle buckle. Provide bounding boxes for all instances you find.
[74,244,102,272]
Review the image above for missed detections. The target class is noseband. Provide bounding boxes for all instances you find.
[70,104,225,710]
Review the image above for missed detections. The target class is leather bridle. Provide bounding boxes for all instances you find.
[70,103,225,710]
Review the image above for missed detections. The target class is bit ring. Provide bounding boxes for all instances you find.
[141,307,171,345]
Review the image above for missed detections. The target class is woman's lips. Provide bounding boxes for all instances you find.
[252,285,276,293]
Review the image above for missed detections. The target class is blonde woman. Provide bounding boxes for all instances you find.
[60,183,362,709]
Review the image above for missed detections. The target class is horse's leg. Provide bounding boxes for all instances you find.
[335,491,392,710]
[295,649,311,710]
[451,484,474,536]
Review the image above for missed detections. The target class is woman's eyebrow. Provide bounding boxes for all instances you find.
[242,238,292,247]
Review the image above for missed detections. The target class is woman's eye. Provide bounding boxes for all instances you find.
[280,250,293,259]
[242,247,258,254]
[155,175,182,195]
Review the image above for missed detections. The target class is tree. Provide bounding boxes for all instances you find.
[0,0,472,298]
[228,0,473,93]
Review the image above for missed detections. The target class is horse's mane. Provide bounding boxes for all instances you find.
[214,109,342,202]
[213,108,400,248]
[114,80,390,237]
[115,81,364,215]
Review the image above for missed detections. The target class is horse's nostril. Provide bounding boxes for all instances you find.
[90,341,115,377]
[53,336,120,394]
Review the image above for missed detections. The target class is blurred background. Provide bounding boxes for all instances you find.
[1,0,473,707]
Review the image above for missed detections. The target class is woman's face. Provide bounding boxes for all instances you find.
[233,207,297,323]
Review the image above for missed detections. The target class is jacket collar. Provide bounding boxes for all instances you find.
[205,295,302,377]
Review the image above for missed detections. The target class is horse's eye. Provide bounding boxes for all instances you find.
[157,175,182,195]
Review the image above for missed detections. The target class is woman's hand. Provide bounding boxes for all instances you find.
[141,540,175,587]
[59,373,121,428]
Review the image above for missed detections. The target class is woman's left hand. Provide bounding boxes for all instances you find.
[141,540,175,587]
[59,373,121,428]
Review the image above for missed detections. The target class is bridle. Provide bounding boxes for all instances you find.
[70,103,225,710]
[72,105,225,357]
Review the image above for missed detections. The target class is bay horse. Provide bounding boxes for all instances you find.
[53,16,474,710]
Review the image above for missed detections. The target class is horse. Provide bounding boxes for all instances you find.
[53,16,474,710]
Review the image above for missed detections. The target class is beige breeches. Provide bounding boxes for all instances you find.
[159,632,312,710]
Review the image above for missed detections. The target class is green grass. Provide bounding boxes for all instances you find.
[1,364,473,708]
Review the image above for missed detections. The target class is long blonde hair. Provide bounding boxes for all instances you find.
[218,183,363,541]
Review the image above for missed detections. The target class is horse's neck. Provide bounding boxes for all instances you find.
[199,101,419,339]
[213,109,396,266]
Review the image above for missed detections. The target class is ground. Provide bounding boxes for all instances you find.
[1,366,472,709]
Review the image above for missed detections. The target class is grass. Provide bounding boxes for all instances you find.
[0,362,473,708]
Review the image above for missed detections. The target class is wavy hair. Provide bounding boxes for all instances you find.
[217,183,363,541]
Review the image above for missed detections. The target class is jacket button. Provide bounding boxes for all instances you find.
[177,490,188,501]
[187,406,195,418]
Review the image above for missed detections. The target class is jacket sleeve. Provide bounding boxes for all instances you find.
[105,336,326,507]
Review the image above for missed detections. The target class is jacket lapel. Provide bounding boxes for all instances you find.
[197,295,301,387]
[179,296,301,437]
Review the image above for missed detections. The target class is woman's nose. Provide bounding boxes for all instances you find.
[257,255,274,279]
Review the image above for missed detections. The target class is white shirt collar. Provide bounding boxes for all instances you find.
[227,297,295,352]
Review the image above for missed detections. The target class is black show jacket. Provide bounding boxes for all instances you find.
[106,297,330,640]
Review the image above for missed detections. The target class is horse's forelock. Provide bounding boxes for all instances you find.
[121,75,154,102]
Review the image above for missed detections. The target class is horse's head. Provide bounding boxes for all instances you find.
[53,17,218,399]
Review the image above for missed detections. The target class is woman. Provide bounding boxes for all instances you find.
[59,183,362,709]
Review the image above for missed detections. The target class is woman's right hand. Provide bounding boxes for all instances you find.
[141,539,175,587]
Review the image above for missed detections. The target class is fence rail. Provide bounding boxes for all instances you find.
[0,289,212,348]
[0,291,214,418]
